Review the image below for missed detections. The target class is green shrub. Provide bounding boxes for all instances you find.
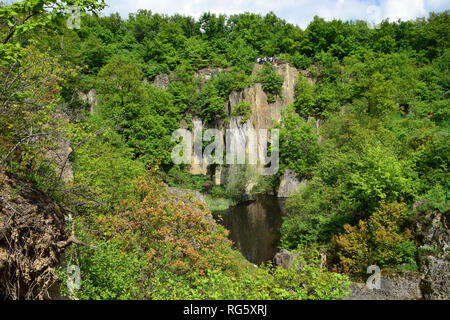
[292,53,312,70]
[59,237,143,300]
[331,202,417,279]
[165,165,211,192]
[256,64,283,97]
[231,101,252,123]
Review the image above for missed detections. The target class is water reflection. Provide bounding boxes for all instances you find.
[213,196,286,265]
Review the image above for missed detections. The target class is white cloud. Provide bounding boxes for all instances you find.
[101,0,450,28]
[383,0,427,22]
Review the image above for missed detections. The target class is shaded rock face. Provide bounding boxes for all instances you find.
[277,169,305,198]
[78,89,97,114]
[415,210,450,300]
[346,272,423,300]
[0,166,67,300]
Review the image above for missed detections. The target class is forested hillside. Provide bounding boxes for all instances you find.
[0,0,448,300]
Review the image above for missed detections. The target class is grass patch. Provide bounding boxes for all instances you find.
[205,195,236,211]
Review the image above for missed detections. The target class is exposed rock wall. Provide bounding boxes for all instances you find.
[153,73,170,90]
[0,166,67,299]
[227,63,299,128]
[415,209,450,300]
[190,63,300,192]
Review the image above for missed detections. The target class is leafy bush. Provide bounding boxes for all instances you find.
[231,101,252,123]
[165,165,211,192]
[331,202,417,278]
[145,249,350,300]
[292,53,312,70]
[281,179,349,248]
[277,106,321,179]
[256,64,284,97]
[59,238,143,300]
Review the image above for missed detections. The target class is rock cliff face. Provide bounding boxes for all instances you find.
[189,63,300,194]
[227,63,298,129]
[415,209,449,300]
[346,271,423,300]
[0,166,67,299]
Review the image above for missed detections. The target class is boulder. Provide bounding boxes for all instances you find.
[273,249,304,270]
[277,169,305,198]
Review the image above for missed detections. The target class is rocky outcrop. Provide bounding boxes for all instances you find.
[0,166,67,299]
[153,73,170,90]
[415,209,450,300]
[154,67,229,90]
[277,169,305,198]
[183,63,301,195]
[78,89,97,114]
[346,271,423,300]
[273,249,301,270]
[228,63,299,128]
[346,209,450,300]
[195,67,229,82]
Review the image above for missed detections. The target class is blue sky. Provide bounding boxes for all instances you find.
[101,0,449,29]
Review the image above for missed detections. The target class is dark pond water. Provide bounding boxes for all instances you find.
[213,196,286,265]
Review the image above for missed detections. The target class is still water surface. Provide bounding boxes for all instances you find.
[213,196,286,265]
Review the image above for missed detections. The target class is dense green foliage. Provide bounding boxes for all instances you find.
[1,0,449,298]
[331,202,418,278]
